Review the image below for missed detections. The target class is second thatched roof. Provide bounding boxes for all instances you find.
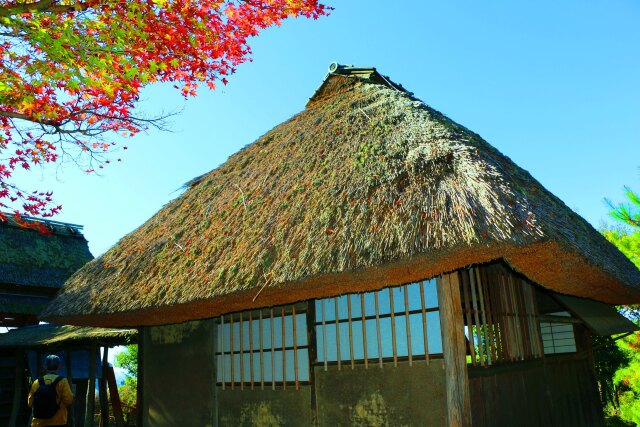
[0,216,92,288]
[42,64,640,327]
[0,324,136,349]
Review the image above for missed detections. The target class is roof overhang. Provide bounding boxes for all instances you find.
[0,324,137,349]
[554,294,639,336]
[43,240,640,328]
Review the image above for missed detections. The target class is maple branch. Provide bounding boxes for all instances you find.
[0,0,328,220]
[0,110,60,127]
[1,107,177,140]
[0,0,89,17]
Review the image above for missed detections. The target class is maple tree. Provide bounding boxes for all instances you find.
[0,0,328,222]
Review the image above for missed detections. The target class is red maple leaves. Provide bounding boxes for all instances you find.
[0,0,328,222]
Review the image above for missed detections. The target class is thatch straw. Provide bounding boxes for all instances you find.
[0,324,136,348]
[42,69,640,327]
[0,217,92,288]
[0,294,51,316]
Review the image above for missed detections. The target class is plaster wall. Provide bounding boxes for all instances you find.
[142,321,216,427]
[141,319,448,427]
[214,360,446,427]
[217,387,313,426]
[315,360,447,427]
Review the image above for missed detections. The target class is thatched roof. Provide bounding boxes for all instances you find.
[0,294,51,316]
[43,64,640,327]
[0,216,92,288]
[0,324,136,348]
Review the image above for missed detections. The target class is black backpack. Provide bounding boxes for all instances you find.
[32,375,63,419]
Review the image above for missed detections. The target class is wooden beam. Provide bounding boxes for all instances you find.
[136,328,144,427]
[230,316,235,390]
[249,311,254,389]
[334,298,341,370]
[259,312,264,390]
[420,280,431,364]
[221,315,226,389]
[84,345,97,427]
[437,272,472,427]
[99,347,109,427]
[66,349,76,427]
[281,307,286,389]
[8,349,24,427]
[240,312,244,390]
[106,365,126,427]
[292,306,300,389]
[306,301,318,427]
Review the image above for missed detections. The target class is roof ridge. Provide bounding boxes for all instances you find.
[1,213,85,237]
[308,62,411,105]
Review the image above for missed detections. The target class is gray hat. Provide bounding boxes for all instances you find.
[44,355,61,372]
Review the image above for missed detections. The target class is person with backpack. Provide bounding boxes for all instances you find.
[27,354,74,427]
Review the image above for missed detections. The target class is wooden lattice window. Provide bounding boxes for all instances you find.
[540,312,577,354]
[215,305,309,389]
[314,279,443,369]
[460,264,544,367]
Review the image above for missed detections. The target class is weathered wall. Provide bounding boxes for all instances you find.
[142,320,216,427]
[315,360,447,427]
[469,355,604,427]
[217,387,313,426]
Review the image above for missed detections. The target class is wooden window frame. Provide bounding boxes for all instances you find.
[461,263,544,367]
[314,280,443,369]
[215,305,310,389]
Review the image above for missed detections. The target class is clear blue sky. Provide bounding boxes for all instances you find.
[15,0,640,256]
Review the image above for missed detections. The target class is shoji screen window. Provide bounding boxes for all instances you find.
[216,305,309,389]
[540,312,577,355]
[315,279,443,369]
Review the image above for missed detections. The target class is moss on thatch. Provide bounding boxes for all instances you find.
[42,67,640,327]
[0,218,93,288]
[0,324,136,348]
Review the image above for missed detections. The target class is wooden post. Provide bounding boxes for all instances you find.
[8,349,24,427]
[66,349,76,427]
[306,301,318,427]
[106,365,126,427]
[84,346,97,427]
[437,272,472,427]
[212,319,219,427]
[99,347,109,427]
[136,329,144,427]
[74,380,88,427]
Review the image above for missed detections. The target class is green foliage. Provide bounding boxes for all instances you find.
[594,334,628,409]
[604,414,634,427]
[599,182,640,425]
[603,228,640,270]
[608,186,640,229]
[114,344,138,378]
[114,345,138,413]
[118,377,138,412]
[602,228,640,321]
[612,333,640,425]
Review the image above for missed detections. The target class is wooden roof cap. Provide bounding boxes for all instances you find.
[1,213,85,237]
[307,62,411,105]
